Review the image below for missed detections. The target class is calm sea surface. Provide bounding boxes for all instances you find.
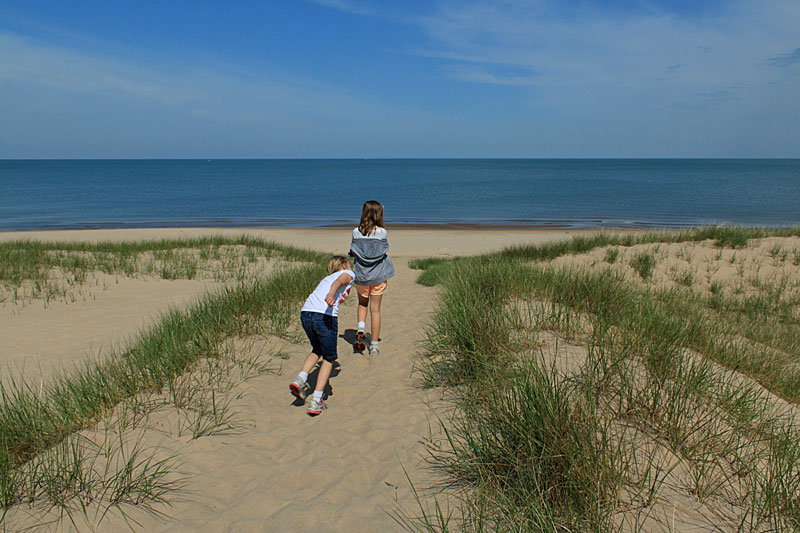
[1,159,799,230]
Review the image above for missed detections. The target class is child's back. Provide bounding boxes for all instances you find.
[352,226,387,240]
[349,201,393,356]
[349,232,394,286]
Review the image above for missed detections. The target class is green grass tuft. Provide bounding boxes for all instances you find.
[630,250,656,279]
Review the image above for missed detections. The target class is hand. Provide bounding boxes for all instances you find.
[325,292,336,306]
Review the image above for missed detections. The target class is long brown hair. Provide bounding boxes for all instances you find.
[358,200,384,236]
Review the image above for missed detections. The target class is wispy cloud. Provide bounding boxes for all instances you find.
[0,32,187,103]
[0,31,458,157]
[766,47,800,67]
[402,0,800,155]
[414,0,800,104]
[308,0,372,16]
[442,63,536,86]
[0,30,364,120]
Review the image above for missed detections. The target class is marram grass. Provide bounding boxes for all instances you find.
[0,238,328,523]
[0,235,328,303]
[411,228,800,531]
[409,225,800,287]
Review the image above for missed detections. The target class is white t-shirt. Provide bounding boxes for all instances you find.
[301,269,355,317]
[352,227,387,240]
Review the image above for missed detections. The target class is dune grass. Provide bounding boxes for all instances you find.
[0,235,326,304]
[410,225,800,287]
[0,237,327,526]
[411,228,800,531]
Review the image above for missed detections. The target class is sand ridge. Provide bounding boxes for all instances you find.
[1,275,223,387]
[179,259,443,530]
[105,258,445,531]
[0,226,588,258]
[0,227,589,530]
[1,257,448,531]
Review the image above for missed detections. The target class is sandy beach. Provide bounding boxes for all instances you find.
[4,226,800,530]
[1,226,588,531]
[0,226,587,258]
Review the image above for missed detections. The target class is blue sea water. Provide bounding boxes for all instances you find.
[1,159,799,231]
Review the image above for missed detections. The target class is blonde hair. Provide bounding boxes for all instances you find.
[358,200,385,236]
[326,255,350,274]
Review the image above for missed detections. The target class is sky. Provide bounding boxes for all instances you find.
[1,0,799,158]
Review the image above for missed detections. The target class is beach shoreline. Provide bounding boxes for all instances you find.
[0,226,630,258]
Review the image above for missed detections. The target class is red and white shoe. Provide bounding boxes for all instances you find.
[307,397,326,416]
[289,377,308,401]
[354,330,367,352]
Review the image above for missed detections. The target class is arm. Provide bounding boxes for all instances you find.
[324,272,353,306]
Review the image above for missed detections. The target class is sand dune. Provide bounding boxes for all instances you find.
[1,227,578,531]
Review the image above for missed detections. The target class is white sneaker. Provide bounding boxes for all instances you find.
[289,377,309,401]
[307,397,326,416]
[369,344,379,357]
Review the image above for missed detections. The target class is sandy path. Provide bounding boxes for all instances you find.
[88,258,444,532]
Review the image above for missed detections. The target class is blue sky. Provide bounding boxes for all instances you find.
[1,0,798,158]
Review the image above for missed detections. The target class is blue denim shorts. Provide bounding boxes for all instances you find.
[300,311,338,362]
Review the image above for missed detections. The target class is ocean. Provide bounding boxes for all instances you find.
[1,159,799,231]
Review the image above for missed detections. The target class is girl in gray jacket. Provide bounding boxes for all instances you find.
[349,200,395,356]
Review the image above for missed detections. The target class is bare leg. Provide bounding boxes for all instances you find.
[357,291,369,326]
[369,294,382,342]
[314,360,333,393]
[300,352,320,374]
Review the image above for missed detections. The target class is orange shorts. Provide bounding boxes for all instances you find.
[356,281,387,298]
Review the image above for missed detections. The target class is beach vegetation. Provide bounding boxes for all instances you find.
[604,247,619,263]
[675,245,693,263]
[409,227,800,531]
[671,267,694,288]
[629,250,655,279]
[0,238,325,527]
[0,236,327,306]
[711,226,754,249]
[769,244,788,266]
[410,226,800,286]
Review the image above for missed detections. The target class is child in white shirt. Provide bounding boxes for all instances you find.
[289,256,354,416]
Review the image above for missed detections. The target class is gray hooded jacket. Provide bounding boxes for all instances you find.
[348,237,395,286]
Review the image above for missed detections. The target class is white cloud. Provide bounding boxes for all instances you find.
[416,1,800,97]
[0,32,172,101]
[0,31,336,115]
[442,63,536,86]
[403,0,800,156]
[0,31,465,157]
